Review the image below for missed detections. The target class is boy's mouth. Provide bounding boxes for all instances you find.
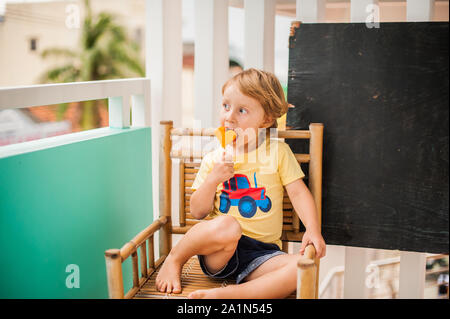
[225,127,238,139]
[224,127,238,145]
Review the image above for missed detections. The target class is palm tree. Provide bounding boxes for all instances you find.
[40,0,144,130]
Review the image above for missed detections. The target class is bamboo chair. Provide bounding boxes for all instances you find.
[105,121,324,299]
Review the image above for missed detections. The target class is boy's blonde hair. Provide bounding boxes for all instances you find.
[222,68,289,128]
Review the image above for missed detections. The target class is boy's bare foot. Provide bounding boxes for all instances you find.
[155,254,182,294]
[187,288,220,299]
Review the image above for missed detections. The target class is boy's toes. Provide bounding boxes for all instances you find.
[159,282,167,293]
[167,283,173,293]
[172,283,182,294]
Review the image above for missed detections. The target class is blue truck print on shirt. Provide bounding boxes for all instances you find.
[219,172,272,218]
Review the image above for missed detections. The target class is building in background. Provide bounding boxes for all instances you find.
[0,0,295,142]
[0,0,146,144]
[0,108,71,145]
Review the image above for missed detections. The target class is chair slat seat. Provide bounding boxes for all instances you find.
[132,256,297,299]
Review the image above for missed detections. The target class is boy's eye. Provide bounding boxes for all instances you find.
[239,108,247,114]
[223,104,230,110]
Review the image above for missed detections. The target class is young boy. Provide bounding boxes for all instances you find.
[156,68,326,299]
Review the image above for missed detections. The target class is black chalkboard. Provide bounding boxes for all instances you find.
[287,22,449,253]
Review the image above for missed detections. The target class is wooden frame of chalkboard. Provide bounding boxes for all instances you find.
[286,22,449,254]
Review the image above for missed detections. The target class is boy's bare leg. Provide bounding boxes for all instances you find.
[188,254,299,299]
[243,254,298,282]
[155,215,241,293]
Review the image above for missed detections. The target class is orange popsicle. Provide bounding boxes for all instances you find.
[214,126,236,148]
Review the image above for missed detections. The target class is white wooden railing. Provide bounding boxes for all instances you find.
[320,254,449,299]
[0,77,154,209]
[0,78,151,128]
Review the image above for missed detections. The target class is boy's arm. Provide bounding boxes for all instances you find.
[190,174,218,220]
[190,151,234,220]
[285,178,326,258]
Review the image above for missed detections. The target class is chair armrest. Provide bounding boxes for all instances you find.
[303,243,316,260]
[104,216,168,299]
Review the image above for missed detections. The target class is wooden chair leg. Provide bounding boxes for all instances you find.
[160,121,173,257]
[297,244,317,299]
[282,241,289,253]
[105,249,124,299]
[297,259,316,299]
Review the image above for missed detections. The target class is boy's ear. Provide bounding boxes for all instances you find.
[262,115,274,128]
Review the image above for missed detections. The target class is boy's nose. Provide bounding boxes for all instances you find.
[225,109,238,122]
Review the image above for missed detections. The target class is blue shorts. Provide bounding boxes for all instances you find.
[197,235,286,284]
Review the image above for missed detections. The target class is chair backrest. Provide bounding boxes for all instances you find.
[160,121,323,253]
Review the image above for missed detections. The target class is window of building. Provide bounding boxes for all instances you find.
[30,38,37,52]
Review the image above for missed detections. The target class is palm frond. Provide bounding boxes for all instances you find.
[39,0,145,129]
[39,64,79,83]
[41,48,77,59]
[56,103,70,121]
[108,43,145,76]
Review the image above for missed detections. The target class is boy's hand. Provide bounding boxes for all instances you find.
[208,150,234,185]
[299,230,326,259]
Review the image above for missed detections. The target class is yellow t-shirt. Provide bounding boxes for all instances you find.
[191,138,305,249]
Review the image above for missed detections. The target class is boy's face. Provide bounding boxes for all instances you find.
[220,83,273,149]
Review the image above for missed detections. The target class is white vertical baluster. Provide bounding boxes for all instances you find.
[146,0,182,261]
[296,0,326,23]
[146,0,182,127]
[398,251,426,298]
[407,0,435,22]
[350,0,379,23]
[108,96,130,129]
[244,0,276,72]
[343,247,370,299]
[131,79,151,127]
[194,0,229,128]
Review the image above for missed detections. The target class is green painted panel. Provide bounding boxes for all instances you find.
[0,127,153,298]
